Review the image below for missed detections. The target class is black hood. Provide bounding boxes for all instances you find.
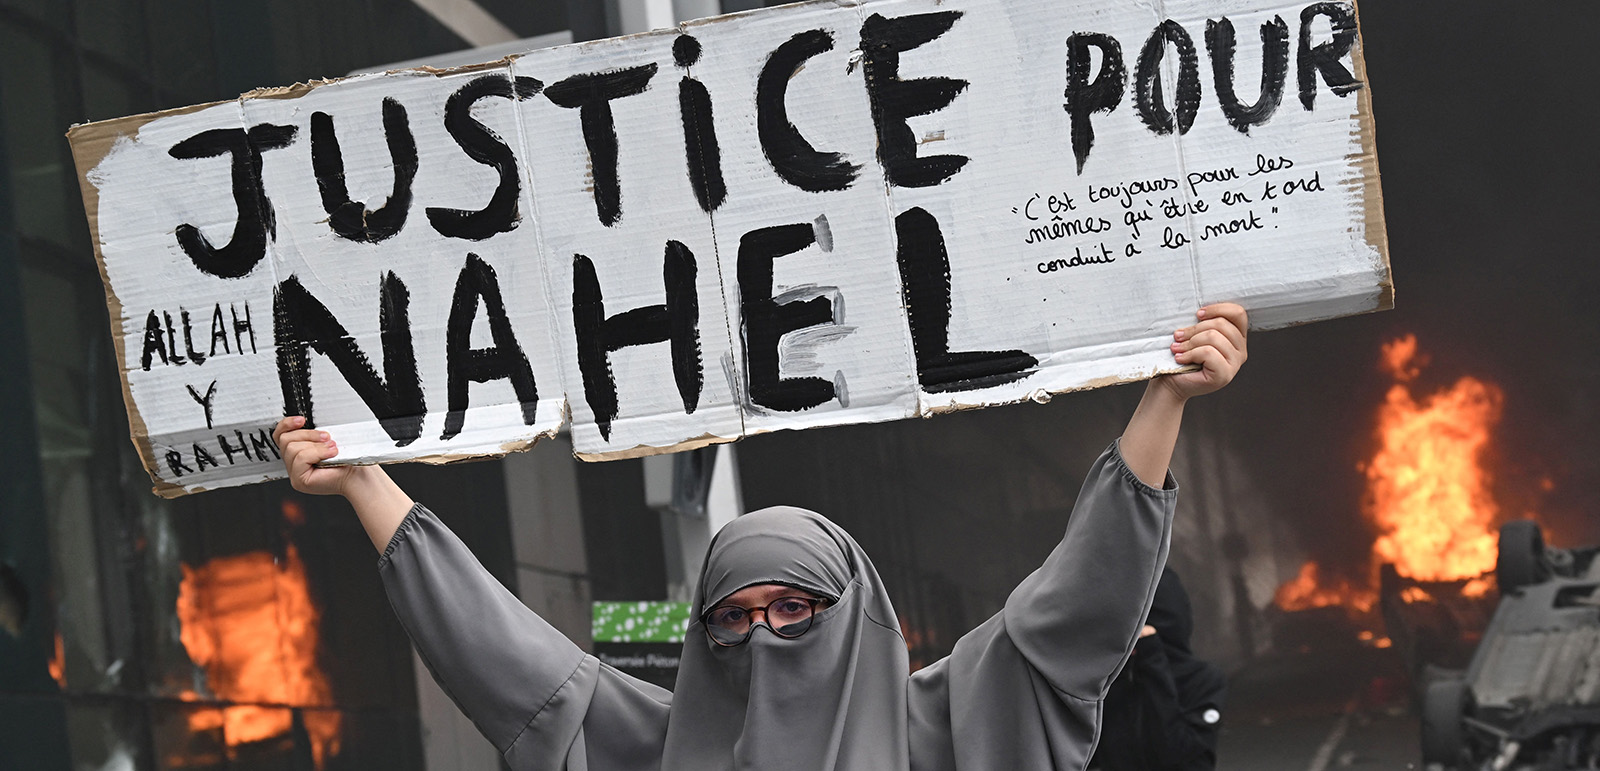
[1147,566,1194,656]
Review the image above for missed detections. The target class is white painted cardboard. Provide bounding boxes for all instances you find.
[68,0,1389,496]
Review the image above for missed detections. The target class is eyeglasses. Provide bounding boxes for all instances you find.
[702,596,828,647]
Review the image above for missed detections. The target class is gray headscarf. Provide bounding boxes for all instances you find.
[661,506,910,771]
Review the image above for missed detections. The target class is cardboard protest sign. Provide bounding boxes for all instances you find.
[68,0,1389,496]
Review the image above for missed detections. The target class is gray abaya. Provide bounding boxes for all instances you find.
[380,440,1177,770]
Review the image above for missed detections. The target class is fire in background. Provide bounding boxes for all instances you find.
[1276,334,1506,613]
[1365,335,1500,596]
[175,501,342,769]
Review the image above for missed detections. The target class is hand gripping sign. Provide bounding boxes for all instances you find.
[68,0,1389,496]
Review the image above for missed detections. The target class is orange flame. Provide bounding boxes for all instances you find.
[48,630,66,689]
[176,540,341,769]
[1273,561,1375,612]
[1366,334,1502,582]
[1460,576,1493,599]
[1380,335,1425,382]
[1275,335,1510,613]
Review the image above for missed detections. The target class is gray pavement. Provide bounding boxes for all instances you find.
[1220,642,1423,770]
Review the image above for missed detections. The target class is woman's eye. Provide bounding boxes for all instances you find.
[773,598,809,617]
[711,607,746,625]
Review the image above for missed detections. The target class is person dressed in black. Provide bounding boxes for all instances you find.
[1091,567,1227,771]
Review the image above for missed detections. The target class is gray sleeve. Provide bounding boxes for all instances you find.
[378,503,590,756]
[907,658,957,771]
[1001,439,1177,701]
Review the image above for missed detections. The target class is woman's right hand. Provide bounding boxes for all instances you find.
[273,416,360,497]
[273,417,415,551]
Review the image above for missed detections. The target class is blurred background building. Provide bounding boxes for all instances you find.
[1,0,1596,769]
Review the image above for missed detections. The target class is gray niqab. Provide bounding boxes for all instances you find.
[662,507,909,771]
[380,441,1177,771]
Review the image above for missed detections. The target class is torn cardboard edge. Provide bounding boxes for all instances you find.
[68,117,169,495]
[1350,0,1395,313]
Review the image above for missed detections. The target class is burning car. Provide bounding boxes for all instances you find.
[1420,521,1600,770]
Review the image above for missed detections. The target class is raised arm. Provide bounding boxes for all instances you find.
[1122,303,1249,485]
[999,304,1248,699]
[271,419,661,766]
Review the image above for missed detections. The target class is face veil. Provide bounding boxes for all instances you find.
[661,506,910,771]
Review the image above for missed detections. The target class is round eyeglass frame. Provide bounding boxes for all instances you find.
[701,596,829,647]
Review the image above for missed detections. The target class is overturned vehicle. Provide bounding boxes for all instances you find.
[1421,521,1600,770]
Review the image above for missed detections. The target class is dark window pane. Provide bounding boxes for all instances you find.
[478,0,568,37]
[253,0,490,86]
[341,0,471,74]
[0,694,72,768]
[0,0,70,31]
[326,710,424,771]
[80,62,152,123]
[0,23,77,249]
[20,262,86,378]
[145,0,219,106]
[74,0,148,71]
[206,2,278,96]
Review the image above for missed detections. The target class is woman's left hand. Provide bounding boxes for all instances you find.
[1161,302,1248,400]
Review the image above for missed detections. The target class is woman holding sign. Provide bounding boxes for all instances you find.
[273,303,1249,771]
